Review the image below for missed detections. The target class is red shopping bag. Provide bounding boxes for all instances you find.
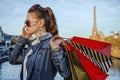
[67,36,113,73]
[64,42,108,80]
[59,36,113,80]
[70,36,112,57]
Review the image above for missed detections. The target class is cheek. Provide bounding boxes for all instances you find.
[29,26,39,32]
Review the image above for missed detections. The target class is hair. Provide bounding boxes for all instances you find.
[28,4,58,36]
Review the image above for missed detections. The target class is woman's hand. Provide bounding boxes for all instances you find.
[50,35,64,49]
[22,25,32,39]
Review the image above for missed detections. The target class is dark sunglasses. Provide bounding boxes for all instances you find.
[24,20,38,27]
[25,20,31,27]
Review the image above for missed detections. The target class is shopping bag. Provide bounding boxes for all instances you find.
[69,36,112,73]
[63,45,89,80]
[63,42,108,80]
[70,36,111,56]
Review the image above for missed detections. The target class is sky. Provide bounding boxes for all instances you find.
[0,0,120,38]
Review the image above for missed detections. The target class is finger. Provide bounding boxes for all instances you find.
[51,35,58,41]
[54,35,63,40]
[24,27,27,32]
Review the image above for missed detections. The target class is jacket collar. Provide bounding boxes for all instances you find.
[31,33,52,45]
[39,33,52,41]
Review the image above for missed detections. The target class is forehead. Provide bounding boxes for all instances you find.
[26,12,38,20]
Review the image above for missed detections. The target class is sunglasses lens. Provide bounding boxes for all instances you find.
[25,20,30,27]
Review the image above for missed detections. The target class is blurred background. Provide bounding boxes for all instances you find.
[0,0,120,80]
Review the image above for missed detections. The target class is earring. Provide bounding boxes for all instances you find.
[39,27,42,31]
[39,27,42,35]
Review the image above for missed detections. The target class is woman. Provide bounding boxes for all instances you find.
[9,4,70,80]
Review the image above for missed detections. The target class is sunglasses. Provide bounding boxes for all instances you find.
[24,20,39,27]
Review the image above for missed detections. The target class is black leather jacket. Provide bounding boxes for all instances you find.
[9,33,70,80]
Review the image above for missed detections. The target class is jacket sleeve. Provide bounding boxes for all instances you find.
[9,36,28,65]
[51,47,71,78]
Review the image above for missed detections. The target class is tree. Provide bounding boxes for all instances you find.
[104,31,120,50]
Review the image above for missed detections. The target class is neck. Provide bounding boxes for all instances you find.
[34,30,46,38]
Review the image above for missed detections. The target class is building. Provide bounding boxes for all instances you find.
[3,33,14,45]
[0,26,15,45]
[0,26,4,42]
[89,6,103,41]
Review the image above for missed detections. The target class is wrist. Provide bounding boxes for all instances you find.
[21,35,30,39]
[16,36,28,46]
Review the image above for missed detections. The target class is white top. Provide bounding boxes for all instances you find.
[23,38,40,80]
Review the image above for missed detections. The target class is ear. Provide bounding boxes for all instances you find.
[38,19,45,27]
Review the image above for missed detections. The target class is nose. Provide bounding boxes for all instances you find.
[24,24,27,27]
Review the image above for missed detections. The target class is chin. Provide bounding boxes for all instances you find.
[26,31,33,34]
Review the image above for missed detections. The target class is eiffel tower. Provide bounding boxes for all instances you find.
[89,6,102,41]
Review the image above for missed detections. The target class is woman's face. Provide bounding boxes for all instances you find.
[24,12,40,34]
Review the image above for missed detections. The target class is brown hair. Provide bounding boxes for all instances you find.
[28,4,58,36]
